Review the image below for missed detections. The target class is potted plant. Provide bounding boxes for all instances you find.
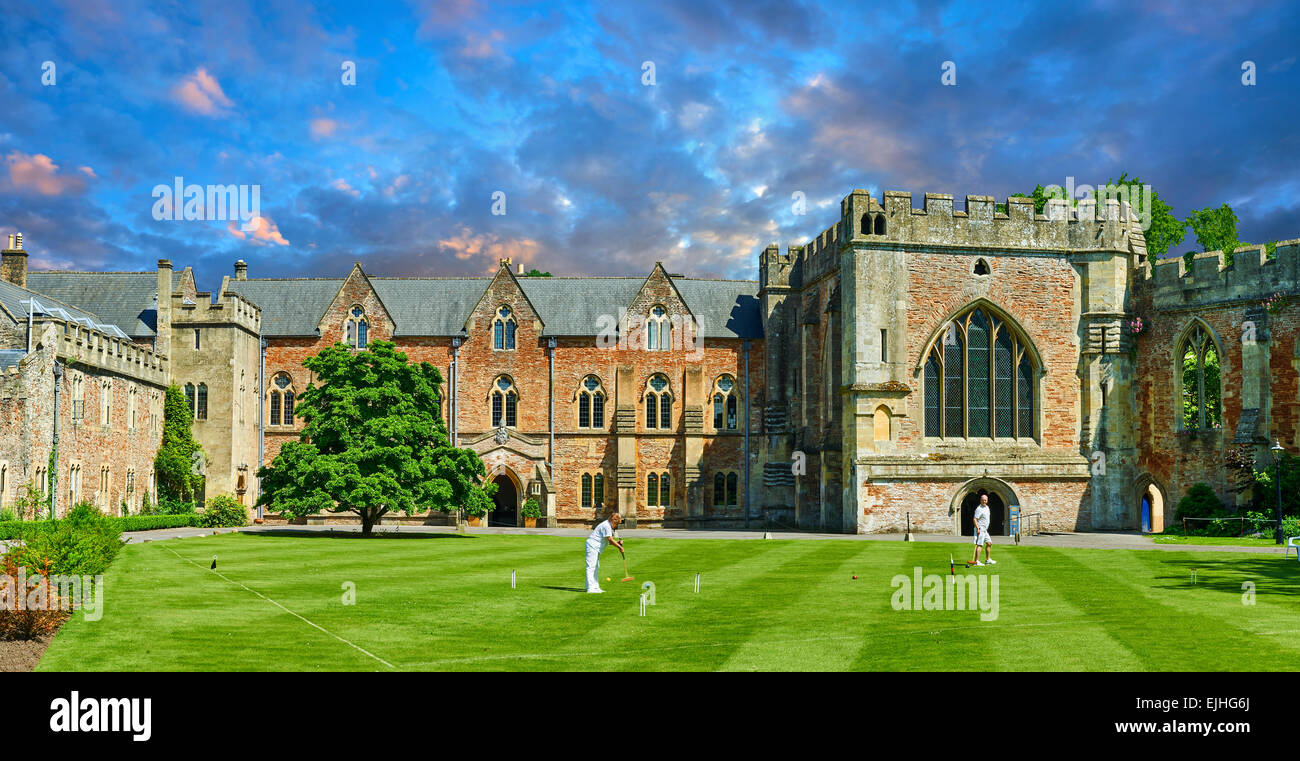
[466,506,488,527]
[521,497,543,528]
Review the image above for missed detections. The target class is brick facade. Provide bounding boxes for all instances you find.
[6,188,1298,534]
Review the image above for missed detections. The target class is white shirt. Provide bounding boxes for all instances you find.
[587,520,614,551]
[974,505,991,532]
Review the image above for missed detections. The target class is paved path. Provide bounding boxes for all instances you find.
[107,523,1293,555]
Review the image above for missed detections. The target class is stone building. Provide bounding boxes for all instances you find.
[763,189,1299,535]
[1,235,169,517]
[3,186,1296,533]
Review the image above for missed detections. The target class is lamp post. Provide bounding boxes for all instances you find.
[1272,440,1285,544]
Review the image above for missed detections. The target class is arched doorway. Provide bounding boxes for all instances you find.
[490,474,518,527]
[960,490,1005,536]
[1135,477,1166,533]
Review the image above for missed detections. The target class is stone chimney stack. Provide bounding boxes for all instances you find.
[234,259,248,280]
[2,232,28,289]
[156,259,173,357]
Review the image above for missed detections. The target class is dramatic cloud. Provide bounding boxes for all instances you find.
[5,152,90,196]
[0,0,1295,290]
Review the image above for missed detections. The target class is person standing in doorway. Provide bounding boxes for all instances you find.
[970,493,997,566]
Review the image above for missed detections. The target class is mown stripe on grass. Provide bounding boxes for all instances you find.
[719,541,879,671]
[404,540,823,671]
[992,546,1145,671]
[1019,547,1297,670]
[1068,548,1300,669]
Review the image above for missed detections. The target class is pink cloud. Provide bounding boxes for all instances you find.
[172,67,234,116]
[437,226,539,272]
[226,215,290,246]
[310,117,340,139]
[6,151,90,196]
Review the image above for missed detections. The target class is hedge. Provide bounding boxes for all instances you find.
[0,514,202,541]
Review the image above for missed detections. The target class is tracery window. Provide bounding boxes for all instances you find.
[923,304,1036,440]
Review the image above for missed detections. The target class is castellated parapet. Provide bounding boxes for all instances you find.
[1143,240,1300,309]
[172,284,262,335]
[49,316,169,387]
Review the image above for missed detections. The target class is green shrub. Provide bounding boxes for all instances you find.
[521,498,543,519]
[197,494,248,528]
[1175,483,1223,520]
[0,509,14,523]
[116,515,202,531]
[155,497,196,515]
[12,501,123,577]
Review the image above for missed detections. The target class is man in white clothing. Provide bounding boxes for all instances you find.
[585,512,624,593]
[970,493,997,567]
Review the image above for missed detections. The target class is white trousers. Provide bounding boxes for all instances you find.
[585,543,602,590]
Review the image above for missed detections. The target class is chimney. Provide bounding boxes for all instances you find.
[2,231,27,289]
[234,259,248,280]
[156,259,173,357]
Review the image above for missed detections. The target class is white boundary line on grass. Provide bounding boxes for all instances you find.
[159,543,396,670]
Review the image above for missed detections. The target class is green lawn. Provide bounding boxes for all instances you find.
[36,532,1300,671]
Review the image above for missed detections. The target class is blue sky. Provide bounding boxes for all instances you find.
[1,0,1297,288]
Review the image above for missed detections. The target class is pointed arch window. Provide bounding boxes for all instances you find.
[578,375,606,429]
[493,306,516,350]
[492,376,518,428]
[1179,323,1222,430]
[645,374,671,429]
[345,306,368,349]
[195,383,208,421]
[647,305,671,351]
[923,304,1037,440]
[269,373,295,426]
[712,375,738,430]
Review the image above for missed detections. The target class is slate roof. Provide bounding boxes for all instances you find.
[0,277,121,335]
[226,274,763,340]
[0,349,26,370]
[25,271,181,338]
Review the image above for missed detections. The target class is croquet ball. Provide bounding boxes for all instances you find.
[852,575,858,580]
[606,577,610,582]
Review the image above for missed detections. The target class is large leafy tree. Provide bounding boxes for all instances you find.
[257,340,495,535]
[154,384,206,502]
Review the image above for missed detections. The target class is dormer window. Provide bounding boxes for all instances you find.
[345,306,368,349]
[647,306,671,351]
[493,306,517,350]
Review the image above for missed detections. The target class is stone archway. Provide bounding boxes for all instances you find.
[489,469,521,527]
[950,478,1021,536]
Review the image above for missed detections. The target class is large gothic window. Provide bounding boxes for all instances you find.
[1179,323,1222,430]
[923,304,1036,440]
